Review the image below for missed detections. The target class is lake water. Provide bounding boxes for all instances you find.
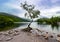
[15,22,60,34]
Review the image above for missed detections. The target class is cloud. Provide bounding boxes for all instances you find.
[50,0,60,3]
[40,6,60,18]
[0,0,60,18]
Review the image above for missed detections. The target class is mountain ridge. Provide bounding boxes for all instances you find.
[0,12,30,22]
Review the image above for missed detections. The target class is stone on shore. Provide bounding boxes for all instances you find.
[8,30,14,34]
[41,32,48,37]
[30,29,42,36]
[13,32,20,36]
[0,32,3,35]
[57,34,60,37]
[0,34,4,41]
[5,37,13,41]
[56,37,60,42]
[49,35,53,38]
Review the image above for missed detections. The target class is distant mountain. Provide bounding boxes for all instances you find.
[0,12,30,22]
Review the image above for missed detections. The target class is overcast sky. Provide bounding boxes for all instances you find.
[0,0,60,18]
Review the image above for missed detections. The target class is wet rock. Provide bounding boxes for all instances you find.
[44,34,49,40]
[3,35,13,41]
[8,30,14,34]
[49,35,53,38]
[3,33,9,36]
[13,32,20,36]
[31,29,41,36]
[5,37,13,41]
[42,35,46,37]
[46,32,48,34]
[0,32,3,35]
[36,29,42,33]
[14,30,19,32]
[41,32,47,37]
[7,30,20,37]
[0,35,5,41]
[56,37,60,42]
[49,33,54,38]
[44,36,48,40]
[57,34,60,37]
[42,32,49,40]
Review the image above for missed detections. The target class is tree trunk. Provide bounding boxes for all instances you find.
[28,20,33,28]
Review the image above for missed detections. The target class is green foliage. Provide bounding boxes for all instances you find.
[21,1,40,19]
[37,18,49,24]
[0,12,29,31]
[37,17,60,29]
[0,16,14,31]
[0,16,14,28]
[37,16,60,25]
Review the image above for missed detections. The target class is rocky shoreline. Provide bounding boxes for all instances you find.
[0,28,60,42]
[0,29,20,41]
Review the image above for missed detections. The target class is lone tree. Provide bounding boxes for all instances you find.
[21,2,40,29]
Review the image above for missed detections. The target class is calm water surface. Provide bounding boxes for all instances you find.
[16,22,60,34]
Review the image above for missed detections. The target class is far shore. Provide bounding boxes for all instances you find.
[0,28,60,42]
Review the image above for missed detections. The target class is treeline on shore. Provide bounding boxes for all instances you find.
[0,12,29,31]
[37,16,60,27]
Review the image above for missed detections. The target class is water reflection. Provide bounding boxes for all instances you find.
[17,22,60,33]
[37,22,60,30]
[51,24,59,30]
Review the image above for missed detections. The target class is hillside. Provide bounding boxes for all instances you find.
[0,12,30,31]
[0,12,30,22]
